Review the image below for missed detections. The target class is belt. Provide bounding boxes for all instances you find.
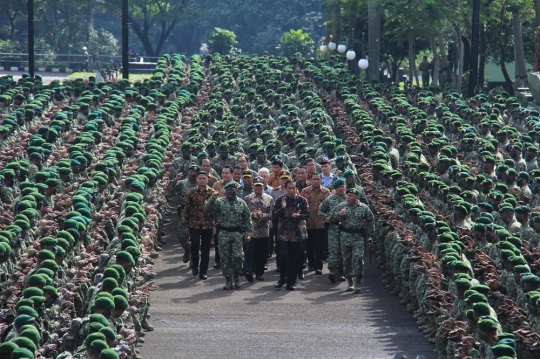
[220,226,242,232]
[339,227,363,234]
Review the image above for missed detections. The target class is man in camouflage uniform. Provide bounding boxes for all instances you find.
[175,164,199,264]
[204,181,253,290]
[329,188,375,293]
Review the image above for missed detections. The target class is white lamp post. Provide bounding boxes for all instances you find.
[358,58,369,80]
[337,44,347,53]
[319,44,327,53]
[328,41,337,51]
[346,50,356,60]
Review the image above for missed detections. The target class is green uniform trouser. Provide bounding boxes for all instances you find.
[340,232,364,278]
[177,211,189,251]
[327,225,343,275]
[218,232,244,277]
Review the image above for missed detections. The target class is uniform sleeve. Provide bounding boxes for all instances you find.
[203,196,217,213]
[242,201,253,236]
[363,205,375,235]
[329,203,345,224]
[183,190,192,229]
[318,196,332,217]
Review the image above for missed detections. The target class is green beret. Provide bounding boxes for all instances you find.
[116,251,135,266]
[14,314,35,328]
[94,297,115,312]
[11,337,36,353]
[99,349,120,359]
[0,342,19,356]
[490,344,516,357]
[223,181,240,189]
[89,339,109,353]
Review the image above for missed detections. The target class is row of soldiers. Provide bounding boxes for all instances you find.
[0,53,200,359]
[168,54,376,292]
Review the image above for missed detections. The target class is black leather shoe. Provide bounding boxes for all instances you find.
[315,269,322,275]
[245,272,254,283]
[298,272,305,280]
[275,267,280,273]
[192,268,198,276]
[286,285,296,291]
[213,262,221,269]
[199,274,207,280]
[274,279,286,288]
[256,275,264,281]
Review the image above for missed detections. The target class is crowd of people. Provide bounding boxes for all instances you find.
[167,53,540,359]
[0,48,540,359]
[0,54,204,359]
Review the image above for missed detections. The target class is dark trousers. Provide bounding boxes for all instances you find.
[247,237,268,276]
[214,232,221,264]
[278,239,301,287]
[190,228,213,275]
[307,229,325,271]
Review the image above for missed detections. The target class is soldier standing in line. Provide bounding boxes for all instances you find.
[204,181,253,290]
[329,188,375,293]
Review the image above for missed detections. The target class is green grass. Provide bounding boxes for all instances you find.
[65,72,153,82]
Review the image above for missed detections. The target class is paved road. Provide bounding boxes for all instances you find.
[139,212,436,359]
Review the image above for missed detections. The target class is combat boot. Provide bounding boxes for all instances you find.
[223,276,233,290]
[328,273,337,284]
[141,318,154,332]
[346,277,354,292]
[234,275,241,289]
[353,276,362,293]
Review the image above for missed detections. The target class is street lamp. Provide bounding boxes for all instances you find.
[319,44,327,53]
[337,44,347,54]
[358,58,369,81]
[346,50,356,60]
[328,41,337,51]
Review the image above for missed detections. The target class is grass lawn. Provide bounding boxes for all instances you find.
[65,72,153,82]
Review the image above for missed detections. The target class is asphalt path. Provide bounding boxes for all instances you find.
[0,71,70,84]
[138,210,436,359]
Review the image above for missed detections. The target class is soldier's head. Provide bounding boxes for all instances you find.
[224,182,238,201]
[346,188,359,205]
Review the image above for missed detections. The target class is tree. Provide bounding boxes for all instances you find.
[278,29,314,57]
[367,0,382,82]
[121,0,195,57]
[208,28,237,54]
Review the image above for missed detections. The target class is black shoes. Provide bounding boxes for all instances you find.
[256,275,264,281]
[298,272,305,280]
[274,279,286,288]
[286,285,296,291]
[199,274,207,280]
[315,269,323,275]
[192,268,198,276]
[245,272,254,283]
[308,266,315,272]
[213,262,221,269]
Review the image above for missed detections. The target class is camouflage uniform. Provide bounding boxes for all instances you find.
[175,178,197,251]
[329,201,375,280]
[318,193,347,276]
[204,195,253,278]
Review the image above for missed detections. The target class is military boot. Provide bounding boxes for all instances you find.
[223,276,233,290]
[346,277,354,292]
[354,276,362,293]
[141,318,154,332]
[234,275,241,289]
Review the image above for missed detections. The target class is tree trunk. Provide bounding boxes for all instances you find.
[430,37,440,86]
[500,42,514,95]
[408,31,415,83]
[456,27,464,92]
[513,11,528,89]
[367,0,382,82]
[535,0,540,27]
[478,25,487,88]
